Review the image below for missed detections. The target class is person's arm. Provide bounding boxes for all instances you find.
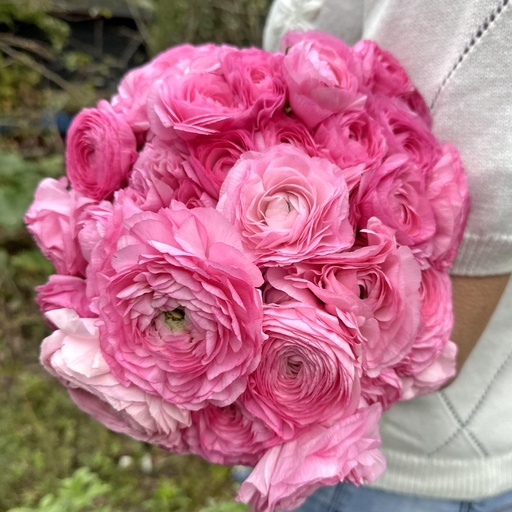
[451,273,511,370]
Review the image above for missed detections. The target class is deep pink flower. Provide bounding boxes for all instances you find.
[237,403,385,512]
[242,304,361,441]
[128,138,216,209]
[357,154,437,263]
[36,275,93,320]
[314,110,387,191]
[396,267,457,398]
[184,401,280,466]
[66,101,138,200]
[221,48,287,125]
[427,143,470,269]
[41,308,191,447]
[187,129,256,199]
[25,177,92,276]
[281,31,365,128]
[354,39,431,126]
[90,202,265,410]
[112,44,233,136]
[217,144,353,265]
[265,218,423,372]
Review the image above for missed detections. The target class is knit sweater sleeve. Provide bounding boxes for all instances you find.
[264,0,512,275]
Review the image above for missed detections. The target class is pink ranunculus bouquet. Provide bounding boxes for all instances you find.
[26,30,469,512]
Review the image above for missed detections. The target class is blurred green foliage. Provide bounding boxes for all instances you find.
[150,0,272,52]
[0,0,272,509]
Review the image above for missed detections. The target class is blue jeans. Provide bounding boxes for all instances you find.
[289,483,512,512]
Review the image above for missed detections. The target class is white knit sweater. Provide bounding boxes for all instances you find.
[264,0,512,500]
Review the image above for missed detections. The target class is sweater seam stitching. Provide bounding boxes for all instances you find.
[430,0,510,111]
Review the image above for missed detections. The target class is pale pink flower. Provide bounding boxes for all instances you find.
[237,403,385,512]
[217,144,353,266]
[25,177,92,276]
[242,304,361,441]
[41,308,191,446]
[66,101,138,200]
[90,202,265,410]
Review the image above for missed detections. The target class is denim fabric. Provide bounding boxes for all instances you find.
[289,483,512,512]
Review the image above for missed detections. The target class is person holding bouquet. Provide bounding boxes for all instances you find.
[264,1,512,511]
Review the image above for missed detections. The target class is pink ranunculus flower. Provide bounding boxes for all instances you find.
[372,96,440,174]
[76,200,113,263]
[128,138,216,210]
[396,267,457,398]
[281,31,366,129]
[187,128,256,199]
[184,401,281,466]
[66,101,138,200]
[357,154,437,263]
[400,340,457,400]
[353,40,431,126]
[90,201,265,410]
[217,144,353,266]
[242,304,361,441]
[221,48,287,125]
[427,143,470,269]
[36,275,93,320]
[147,50,257,140]
[112,43,234,138]
[360,367,402,411]
[41,308,191,446]
[254,113,320,157]
[265,218,422,372]
[314,110,387,191]
[237,403,385,512]
[25,177,92,276]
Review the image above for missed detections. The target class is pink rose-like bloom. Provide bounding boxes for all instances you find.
[217,144,353,266]
[237,403,385,512]
[265,218,422,372]
[184,402,281,466]
[281,31,365,129]
[396,267,457,399]
[400,340,457,400]
[112,43,233,136]
[25,177,92,276]
[222,48,286,125]
[427,143,470,269]
[76,200,113,263]
[91,202,265,410]
[128,139,216,209]
[36,275,93,320]
[254,113,319,157]
[242,304,361,441]
[41,308,191,446]
[187,128,256,199]
[66,101,138,200]
[314,110,387,191]
[357,154,437,263]
[354,40,431,126]
[147,49,258,140]
[373,97,440,174]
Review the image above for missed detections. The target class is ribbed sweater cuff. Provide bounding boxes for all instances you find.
[450,234,512,276]
[370,449,512,500]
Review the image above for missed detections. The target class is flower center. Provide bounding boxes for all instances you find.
[164,308,186,332]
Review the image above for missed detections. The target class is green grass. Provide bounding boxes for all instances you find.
[0,150,247,512]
